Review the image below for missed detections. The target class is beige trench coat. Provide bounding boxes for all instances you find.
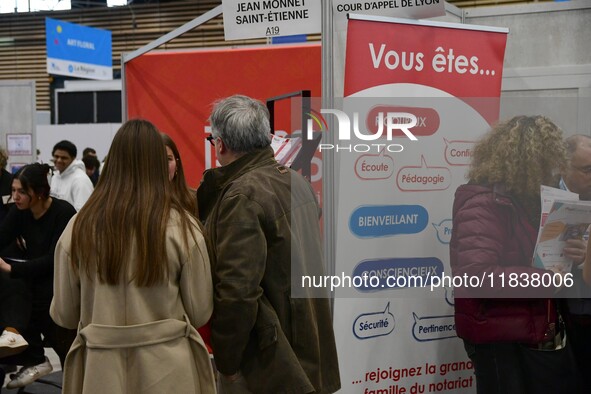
[50,213,216,394]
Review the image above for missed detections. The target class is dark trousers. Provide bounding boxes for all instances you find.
[0,272,75,367]
[0,272,32,333]
[464,339,579,394]
[464,341,527,394]
[564,314,591,394]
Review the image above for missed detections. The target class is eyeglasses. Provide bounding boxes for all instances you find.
[206,135,215,146]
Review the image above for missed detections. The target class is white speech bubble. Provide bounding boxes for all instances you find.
[412,313,456,342]
[397,156,452,192]
[353,302,396,339]
[432,219,453,244]
[354,150,395,180]
[444,138,475,166]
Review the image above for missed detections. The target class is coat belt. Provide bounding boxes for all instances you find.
[78,315,192,349]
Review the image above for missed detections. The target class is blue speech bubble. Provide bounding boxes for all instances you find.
[352,302,395,340]
[432,219,453,244]
[412,313,457,342]
[351,257,444,292]
[349,205,429,238]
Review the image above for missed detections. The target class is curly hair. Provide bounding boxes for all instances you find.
[468,115,566,223]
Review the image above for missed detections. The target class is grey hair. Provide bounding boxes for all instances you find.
[209,95,272,153]
[565,134,591,161]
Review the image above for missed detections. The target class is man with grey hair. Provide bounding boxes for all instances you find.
[561,134,591,393]
[562,134,591,200]
[197,95,341,393]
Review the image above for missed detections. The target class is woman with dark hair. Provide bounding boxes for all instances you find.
[0,163,76,388]
[51,119,215,393]
[451,115,577,393]
[0,147,12,224]
[161,132,215,354]
[161,132,198,218]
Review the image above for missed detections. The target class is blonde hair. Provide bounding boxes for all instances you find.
[468,115,566,222]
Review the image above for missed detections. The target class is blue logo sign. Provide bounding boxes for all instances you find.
[349,205,429,238]
[46,17,112,80]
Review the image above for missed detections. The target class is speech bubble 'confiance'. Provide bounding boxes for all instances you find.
[353,302,395,340]
[443,138,475,166]
[352,257,444,292]
[396,156,451,192]
[412,313,457,342]
[350,205,428,238]
[432,219,453,244]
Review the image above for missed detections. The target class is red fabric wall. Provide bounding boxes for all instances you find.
[125,44,321,187]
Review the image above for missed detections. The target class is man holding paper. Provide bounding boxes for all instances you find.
[561,134,591,393]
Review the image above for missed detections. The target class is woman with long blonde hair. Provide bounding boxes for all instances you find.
[50,119,215,393]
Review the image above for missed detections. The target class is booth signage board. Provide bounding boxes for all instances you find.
[222,0,320,40]
[333,15,507,393]
[6,133,32,156]
[46,17,113,80]
[332,0,445,26]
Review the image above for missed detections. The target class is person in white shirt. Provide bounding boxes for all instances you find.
[50,140,93,211]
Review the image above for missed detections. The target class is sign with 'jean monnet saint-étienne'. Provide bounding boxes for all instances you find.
[222,0,321,41]
[46,17,112,81]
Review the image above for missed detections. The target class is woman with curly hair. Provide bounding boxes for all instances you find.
[450,115,578,393]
